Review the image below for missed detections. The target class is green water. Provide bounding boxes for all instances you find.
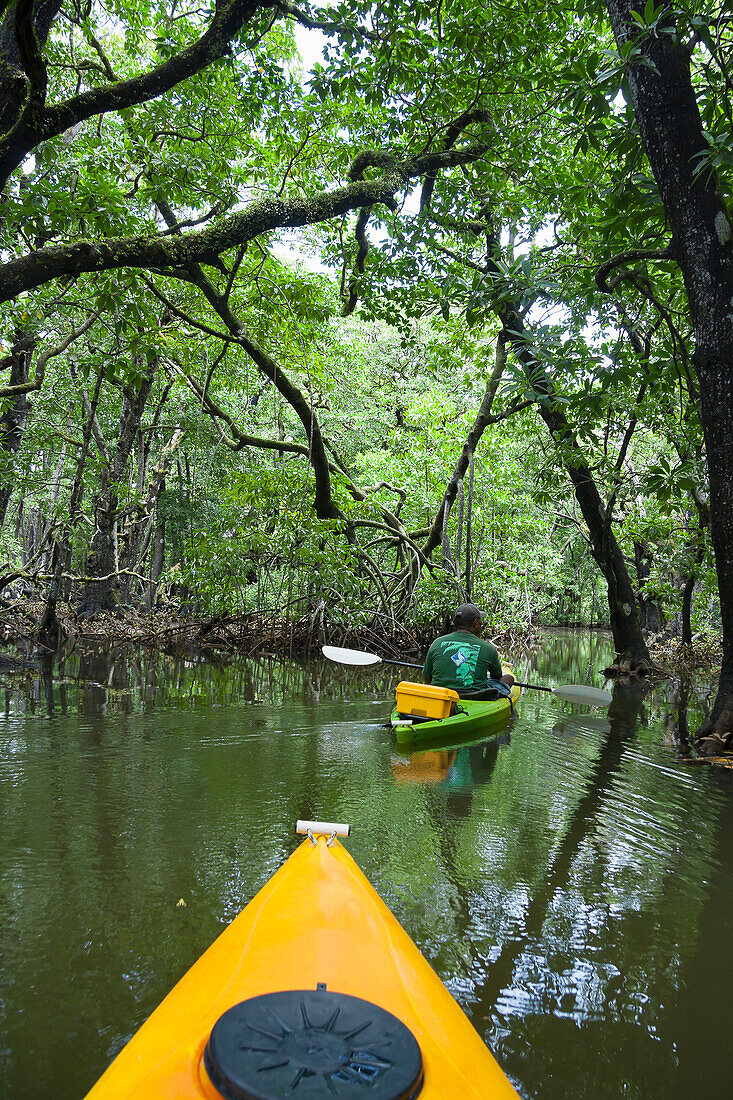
[0,631,731,1099]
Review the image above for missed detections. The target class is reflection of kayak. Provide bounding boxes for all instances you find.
[392,733,510,788]
[391,749,457,784]
[395,726,512,756]
[444,748,474,790]
[86,824,518,1099]
[391,671,521,745]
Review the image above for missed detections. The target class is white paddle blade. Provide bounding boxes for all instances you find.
[553,684,613,707]
[321,645,382,666]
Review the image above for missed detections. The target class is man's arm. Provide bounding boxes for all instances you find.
[485,643,502,680]
[489,643,515,686]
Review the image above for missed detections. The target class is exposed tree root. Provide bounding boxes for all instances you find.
[693,709,733,756]
[681,752,733,769]
[647,634,722,675]
[34,605,68,653]
[0,598,541,662]
[602,654,654,679]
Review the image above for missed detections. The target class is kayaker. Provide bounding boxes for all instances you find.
[424,603,515,699]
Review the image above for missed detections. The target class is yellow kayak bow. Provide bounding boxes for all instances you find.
[86,822,519,1099]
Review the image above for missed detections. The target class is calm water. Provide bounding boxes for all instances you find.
[0,632,731,1099]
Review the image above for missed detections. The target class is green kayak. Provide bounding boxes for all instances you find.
[390,681,521,744]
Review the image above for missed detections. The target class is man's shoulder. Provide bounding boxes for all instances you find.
[431,630,467,647]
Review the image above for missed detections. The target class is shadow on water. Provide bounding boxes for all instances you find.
[0,634,732,1099]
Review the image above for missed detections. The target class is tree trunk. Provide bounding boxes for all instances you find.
[455,477,465,590]
[460,203,650,660]
[633,540,664,634]
[146,478,166,611]
[424,334,511,556]
[465,452,475,600]
[540,396,649,660]
[604,0,733,733]
[124,426,184,605]
[0,0,62,139]
[0,329,34,526]
[440,497,453,571]
[492,291,650,660]
[36,366,105,648]
[681,572,695,648]
[80,360,155,613]
[119,394,177,604]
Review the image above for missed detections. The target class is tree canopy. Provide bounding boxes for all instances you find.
[0,0,731,738]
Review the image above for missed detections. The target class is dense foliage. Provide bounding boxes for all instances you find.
[0,0,731,729]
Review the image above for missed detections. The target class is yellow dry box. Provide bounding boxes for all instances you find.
[395,681,459,720]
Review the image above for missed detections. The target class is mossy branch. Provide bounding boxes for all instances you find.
[0,142,487,304]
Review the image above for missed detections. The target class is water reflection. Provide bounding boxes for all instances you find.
[553,716,612,736]
[392,733,510,793]
[0,634,731,1100]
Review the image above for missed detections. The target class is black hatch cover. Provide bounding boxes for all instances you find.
[204,986,423,1099]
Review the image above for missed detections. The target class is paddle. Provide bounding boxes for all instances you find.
[321,644,613,708]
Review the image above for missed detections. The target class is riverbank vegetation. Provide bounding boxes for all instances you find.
[0,0,731,741]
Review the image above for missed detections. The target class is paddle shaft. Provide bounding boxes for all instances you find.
[380,657,423,670]
[321,646,612,706]
[365,658,543,689]
[384,669,558,696]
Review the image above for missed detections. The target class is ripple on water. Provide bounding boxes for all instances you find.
[2,641,733,1100]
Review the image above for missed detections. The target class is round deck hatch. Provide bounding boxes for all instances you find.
[204,986,423,1099]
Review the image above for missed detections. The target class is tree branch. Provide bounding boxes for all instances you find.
[0,141,488,302]
[174,361,312,456]
[15,0,48,101]
[420,106,492,212]
[0,0,268,183]
[274,0,379,42]
[423,334,531,556]
[0,309,100,397]
[595,244,675,292]
[341,205,371,316]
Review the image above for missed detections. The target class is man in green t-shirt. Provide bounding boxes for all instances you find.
[423,604,515,698]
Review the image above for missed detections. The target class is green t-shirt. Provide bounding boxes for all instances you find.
[423,630,502,692]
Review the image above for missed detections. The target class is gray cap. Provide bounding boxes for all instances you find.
[453,603,485,627]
